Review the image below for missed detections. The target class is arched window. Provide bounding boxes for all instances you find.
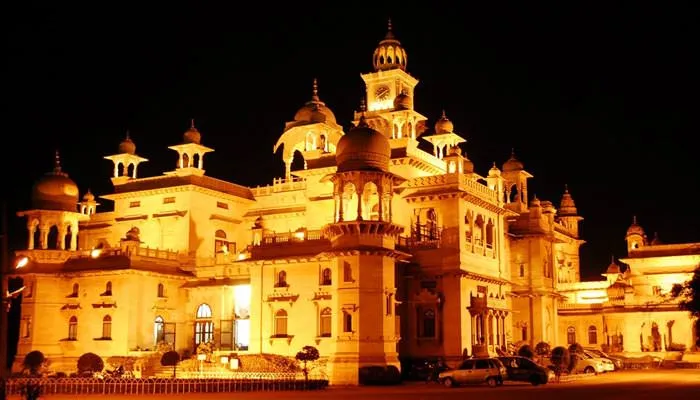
[276,270,287,287]
[102,315,112,339]
[567,326,576,345]
[343,311,353,333]
[485,220,494,248]
[343,262,353,282]
[274,309,288,337]
[70,283,79,297]
[215,230,229,254]
[195,304,214,344]
[157,283,165,298]
[68,316,78,340]
[154,316,165,345]
[420,308,436,338]
[321,268,332,286]
[104,281,112,296]
[588,325,597,344]
[319,308,332,337]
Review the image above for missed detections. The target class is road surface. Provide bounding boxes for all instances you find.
[9,369,700,399]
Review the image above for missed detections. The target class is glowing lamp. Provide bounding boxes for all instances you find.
[197,353,206,361]
[90,249,102,259]
[293,231,305,241]
[220,356,229,365]
[15,256,29,269]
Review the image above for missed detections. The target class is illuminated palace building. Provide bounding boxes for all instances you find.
[12,22,698,384]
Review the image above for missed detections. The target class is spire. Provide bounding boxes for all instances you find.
[510,147,516,159]
[441,109,447,119]
[632,215,637,225]
[54,150,62,173]
[312,78,319,102]
[385,18,394,39]
[611,254,615,264]
[190,118,196,130]
[564,183,569,193]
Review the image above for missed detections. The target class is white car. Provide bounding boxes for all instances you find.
[583,350,615,372]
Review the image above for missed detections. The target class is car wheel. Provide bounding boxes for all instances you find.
[487,377,498,387]
[443,378,455,388]
[530,375,541,386]
[584,366,595,374]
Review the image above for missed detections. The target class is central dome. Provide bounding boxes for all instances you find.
[294,79,337,125]
[335,117,391,173]
[373,19,407,72]
[31,152,79,212]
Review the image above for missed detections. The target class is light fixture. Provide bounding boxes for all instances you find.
[90,249,102,259]
[15,256,29,269]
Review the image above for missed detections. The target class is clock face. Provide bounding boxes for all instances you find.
[375,85,391,101]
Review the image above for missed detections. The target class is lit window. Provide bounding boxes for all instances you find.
[320,268,332,286]
[195,304,214,344]
[588,325,597,345]
[68,316,78,340]
[274,309,288,337]
[102,315,112,339]
[319,308,331,337]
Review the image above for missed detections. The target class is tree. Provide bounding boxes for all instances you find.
[160,351,180,378]
[567,343,583,373]
[534,342,551,364]
[550,346,570,382]
[22,351,46,376]
[77,353,104,375]
[295,346,320,382]
[517,344,534,359]
[672,265,700,319]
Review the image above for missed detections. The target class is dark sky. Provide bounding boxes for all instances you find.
[4,3,699,280]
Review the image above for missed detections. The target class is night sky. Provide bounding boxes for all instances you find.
[4,3,699,280]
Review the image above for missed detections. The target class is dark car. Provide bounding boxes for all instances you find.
[498,356,553,386]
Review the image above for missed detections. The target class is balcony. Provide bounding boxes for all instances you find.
[250,177,307,197]
[249,229,331,260]
[397,223,442,250]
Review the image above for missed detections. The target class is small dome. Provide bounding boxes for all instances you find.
[531,196,541,208]
[335,116,391,173]
[463,155,475,174]
[606,258,621,274]
[650,232,662,245]
[183,119,201,144]
[503,149,524,172]
[294,79,337,124]
[393,91,411,110]
[559,185,578,216]
[626,216,645,237]
[434,110,454,134]
[31,152,79,212]
[447,145,462,156]
[83,189,95,202]
[373,19,408,72]
[488,162,501,177]
[119,132,136,154]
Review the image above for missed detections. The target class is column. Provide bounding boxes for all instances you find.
[113,163,119,178]
[39,226,49,250]
[58,226,68,250]
[199,153,205,169]
[356,189,362,221]
[337,183,344,222]
[378,190,384,222]
[70,224,78,251]
[178,153,183,169]
[333,193,339,222]
[27,224,35,250]
[285,158,292,181]
[133,164,138,178]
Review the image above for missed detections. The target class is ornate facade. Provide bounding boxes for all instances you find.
[11,21,696,385]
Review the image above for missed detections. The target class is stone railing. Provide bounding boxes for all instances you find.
[251,177,307,197]
[406,144,446,172]
[458,175,498,203]
[258,229,325,246]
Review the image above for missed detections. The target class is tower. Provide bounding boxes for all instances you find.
[356,20,428,145]
[17,151,88,251]
[273,79,344,180]
[78,189,99,216]
[321,117,407,385]
[103,131,149,185]
[558,185,583,238]
[166,120,214,177]
[625,216,646,253]
[501,149,533,213]
[423,111,466,160]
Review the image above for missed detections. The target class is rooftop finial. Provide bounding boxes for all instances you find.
[388,18,393,32]
[564,183,569,193]
[511,147,516,158]
[441,109,447,119]
[312,78,319,102]
[125,130,131,140]
[632,215,638,225]
[611,254,615,264]
[54,149,62,172]
[190,118,196,130]
[360,97,367,112]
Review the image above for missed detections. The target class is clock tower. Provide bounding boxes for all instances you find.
[356,20,427,146]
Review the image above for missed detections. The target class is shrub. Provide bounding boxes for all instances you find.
[23,351,46,376]
[77,353,104,374]
[295,346,320,381]
[568,343,583,355]
[535,342,551,356]
[160,350,181,378]
[550,346,570,376]
[518,344,534,359]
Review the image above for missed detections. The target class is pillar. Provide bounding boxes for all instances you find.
[378,190,384,222]
[70,224,78,251]
[39,225,49,250]
[58,225,68,250]
[113,163,119,178]
[27,224,35,250]
[199,153,204,169]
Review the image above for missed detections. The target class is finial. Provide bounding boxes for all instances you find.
[441,109,447,119]
[125,130,131,140]
[632,215,638,225]
[54,149,62,172]
[564,183,569,193]
[511,147,516,158]
[358,115,368,127]
[388,18,393,32]
[610,254,615,264]
[190,118,196,130]
[312,78,319,102]
[492,161,496,168]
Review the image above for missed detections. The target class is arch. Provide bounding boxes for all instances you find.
[588,325,598,344]
[319,134,327,152]
[192,153,200,168]
[182,153,190,168]
[422,308,436,338]
[157,283,165,297]
[291,149,305,172]
[195,304,214,344]
[196,303,212,319]
[274,309,288,336]
[474,215,485,246]
[485,219,494,248]
[321,268,332,285]
[343,262,353,282]
[154,316,165,345]
[127,163,135,178]
[276,270,287,287]
[64,224,72,250]
[47,225,59,250]
[319,307,332,337]
[68,316,78,340]
[464,210,473,243]
[104,281,112,296]
[342,182,358,221]
[362,181,379,221]
[102,315,112,339]
[215,229,229,254]
[567,326,576,345]
[509,183,519,203]
[343,311,353,333]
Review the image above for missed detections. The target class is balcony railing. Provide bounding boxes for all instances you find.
[251,177,307,197]
[258,230,325,246]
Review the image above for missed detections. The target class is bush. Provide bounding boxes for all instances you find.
[518,344,534,359]
[550,346,570,375]
[160,350,180,378]
[23,351,46,375]
[295,346,320,381]
[535,342,551,356]
[77,353,104,374]
[568,343,583,355]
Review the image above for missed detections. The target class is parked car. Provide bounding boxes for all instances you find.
[582,350,615,372]
[498,356,554,386]
[439,358,506,387]
[569,352,606,374]
[584,348,624,370]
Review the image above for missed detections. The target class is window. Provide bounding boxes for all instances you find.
[157,283,165,298]
[276,270,287,287]
[274,309,288,337]
[319,308,332,337]
[521,325,528,341]
[567,326,576,345]
[195,304,214,344]
[320,268,332,286]
[343,311,353,333]
[102,315,112,339]
[459,360,475,370]
[20,317,31,339]
[163,196,175,204]
[588,325,597,344]
[418,307,436,338]
[220,319,233,350]
[68,316,78,340]
[215,230,230,254]
[129,201,140,208]
[474,359,489,369]
[102,281,112,296]
[69,283,79,298]
[519,264,525,277]
[216,201,229,210]
[154,316,165,345]
[343,262,353,282]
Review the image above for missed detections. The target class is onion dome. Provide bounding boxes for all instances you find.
[447,145,462,156]
[335,116,391,172]
[626,216,645,237]
[559,185,578,216]
[82,189,95,202]
[606,256,621,274]
[293,78,337,124]
[393,90,411,110]
[183,119,201,144]
[502,148,524,172]
[373,19,408,72]
[119,131,136,154]
[463,154,475,174]
[434,110,454,134]
[488,162,501,177]
[31,151,80,212]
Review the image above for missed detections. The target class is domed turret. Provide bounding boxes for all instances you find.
[434,110,454,134]
[373,19,408,72]
[606,257,621,275]
[31,151,79,212]
[183,119,201,144]
[82,189,95,202]
[119,131,136,154]
[335,116,391,172]
[559,184,578,216]
[626,216,645,237]
[393,90,411,110]
[462,154,475,174]
[293,78,337,125]
[488,162,501,177]
[502,148,524,172]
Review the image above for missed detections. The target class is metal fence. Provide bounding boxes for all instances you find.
[4,375,328,396]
